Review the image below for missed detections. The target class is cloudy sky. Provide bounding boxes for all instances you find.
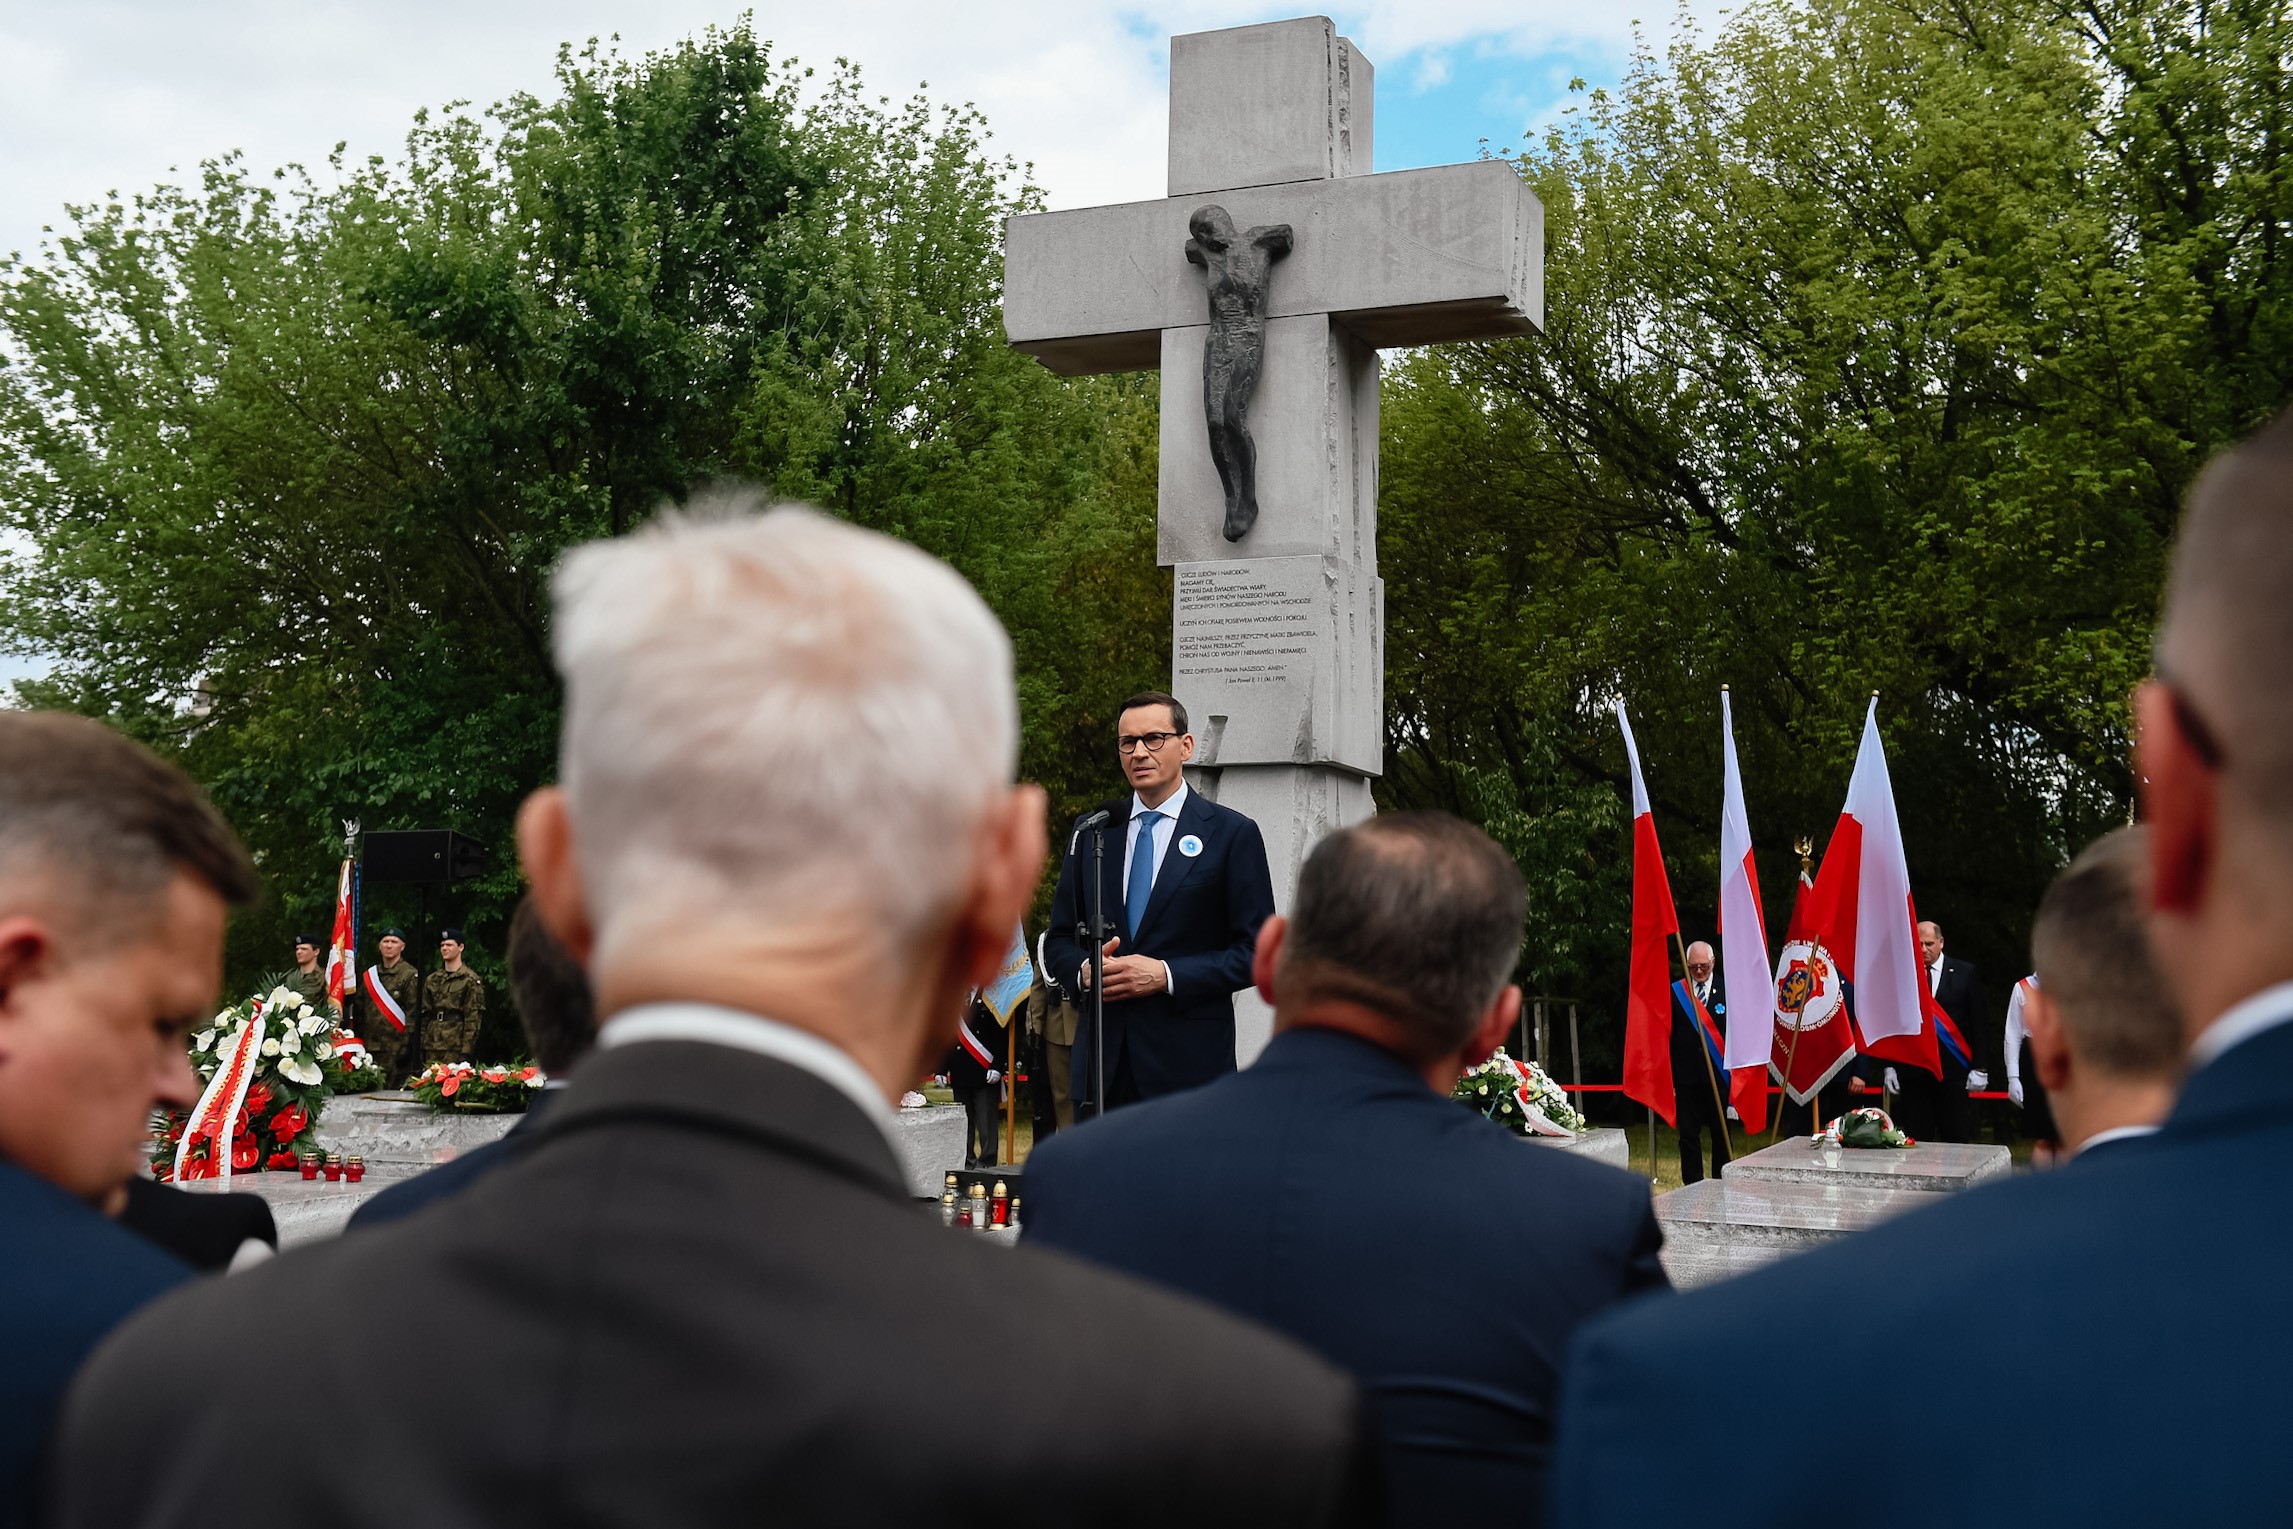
[0,1,1691,687]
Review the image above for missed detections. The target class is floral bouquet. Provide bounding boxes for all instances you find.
[1817,1107,1914,1149]
[411,1061,546,1113]
[328,1032,388,1095]
[1454,1047,1586,1138]
[152,980,362,1180]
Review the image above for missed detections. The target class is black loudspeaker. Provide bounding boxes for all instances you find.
[362,830,487,884]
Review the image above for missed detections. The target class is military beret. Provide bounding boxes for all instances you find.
[292,933,321,949]
[439,927,466,944]
[377,926,406,940]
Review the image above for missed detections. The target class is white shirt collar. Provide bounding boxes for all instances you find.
[1131,780,1188,823]
[595,1002,900,1156]
[2186,979,2293,1071]
[2074,1123,2161,1156]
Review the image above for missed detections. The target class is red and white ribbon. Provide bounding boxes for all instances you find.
[362,966,407,1032]
[175,1007,268,1184]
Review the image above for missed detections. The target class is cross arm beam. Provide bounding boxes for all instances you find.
[1003,160,1543,377]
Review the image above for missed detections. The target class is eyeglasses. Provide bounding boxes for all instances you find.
[1117,731,1178,755]
[2152,669,2225,773]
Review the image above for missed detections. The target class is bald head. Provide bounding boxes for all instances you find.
[2156,406,2293,830]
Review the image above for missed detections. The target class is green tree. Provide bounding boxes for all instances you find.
[1380,0,2292,1088]
[0,24,1163,1002]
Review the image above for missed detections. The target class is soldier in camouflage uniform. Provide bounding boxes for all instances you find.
[363,927,421,1085]
[282,934,334,1014]
[422,927,487,1067]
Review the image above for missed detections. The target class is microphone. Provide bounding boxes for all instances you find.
[1076,808,1114,830]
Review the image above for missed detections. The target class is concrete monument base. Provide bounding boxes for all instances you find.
[1655,1177,1945,1289]
[1535,1128,1631,1171]
[1724,1138,2011,1195]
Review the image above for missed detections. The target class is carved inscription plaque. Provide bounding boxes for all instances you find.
[1172,556,1381,774]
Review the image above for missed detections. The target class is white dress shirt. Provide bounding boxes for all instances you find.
[2187,979,2293,1070]
[2073,1122,2161,1157]
[1084,781,1186,995]
[1122,781,1189,892]
[595,1001,901,1157]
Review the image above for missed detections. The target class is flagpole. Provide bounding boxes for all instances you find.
[1769,836,1816,1145]
[1673,930,1736,1164]
[1002,1010,1018,1165]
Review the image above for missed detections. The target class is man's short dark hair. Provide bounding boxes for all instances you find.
[1280,812,1526,1058]
[0,712,259,933]
[507,896,597,1076]
[2030,827,2182,1081]
[1117,691,1188,737]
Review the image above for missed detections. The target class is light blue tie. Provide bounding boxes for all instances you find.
[1125,811,1162,942]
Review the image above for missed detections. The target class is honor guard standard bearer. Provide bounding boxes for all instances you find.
[422,928,487,1067]
[361,927,422,1084]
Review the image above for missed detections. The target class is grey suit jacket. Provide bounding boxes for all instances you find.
[51,1040,1372,1527]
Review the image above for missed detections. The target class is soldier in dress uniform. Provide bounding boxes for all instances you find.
[421,928,487,1067]
[363,927,422,1085]
[281,934,334,1014]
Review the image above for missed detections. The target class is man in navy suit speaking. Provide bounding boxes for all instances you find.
[1551,404,2293,1528]
[1045,691,1275,1113]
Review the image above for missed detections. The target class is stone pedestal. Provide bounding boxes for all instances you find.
[174,1170,419,1249]
[1724,1139,2011,1195]
[1655,1178,1945,1289]
[313,1092,519,1171]
[1533,1127,1631,1171]
[891,1104,969,1199]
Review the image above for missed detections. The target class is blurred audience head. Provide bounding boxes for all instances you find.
[518,490,1045,1093]
[2140,404,2293,1034]
[1259,812,1525,1084]
[507,896,596,1076]
[2027,827,2182,1150]
[0,713,257,1203]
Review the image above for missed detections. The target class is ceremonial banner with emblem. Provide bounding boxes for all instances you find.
[324,858,355,1005]
[1770,869,1857,1103]
[1616,702,1681,1127]
[979,924,1034,1028]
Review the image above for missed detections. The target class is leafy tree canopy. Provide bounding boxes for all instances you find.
[0,24,1165,1009]
[1380,0,2290,1078]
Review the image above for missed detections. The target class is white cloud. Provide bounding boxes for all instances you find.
[0,1,1690,263]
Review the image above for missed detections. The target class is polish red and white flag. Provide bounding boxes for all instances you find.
[1816,699,1940,1077]
[1616,701,1681,1128]
[1717,690,1770,1135]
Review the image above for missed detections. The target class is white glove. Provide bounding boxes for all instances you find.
[1724,1106,1740,1122]
[1883,1067,1901,1095]
[2009,1077,2025,1106]
[985,1069,1001,1084]
[1966,1069,1989,1093]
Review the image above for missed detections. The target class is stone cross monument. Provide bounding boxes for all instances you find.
[1003,15,1543,1061]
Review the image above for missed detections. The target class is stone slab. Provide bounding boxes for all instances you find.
[1158,316,1380,567]
[1533,1127,1631,1171]
[1168,18,1370,197]
[1173,555,1382,771]
[891,1104,968,1199]
[1004,161,1543,375]
[313,1093,519,1168]
[1655,1176,1946,1290]
[1724,1138,2011,1195]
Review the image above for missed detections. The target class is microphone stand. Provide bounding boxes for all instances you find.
[1079,814,1111,1120]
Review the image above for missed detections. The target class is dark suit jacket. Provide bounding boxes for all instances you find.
[1025,1026,1668,1529]
[1931,954,1981,1076]
[52,1038,1371,1528]
[117,1177,277,1271]
[1551,1001,2293,1528]
[0,1162,189,1529]
[343,1088,561,1233]
[1669,975,1730,1121]
[1045,788,1276,1099]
